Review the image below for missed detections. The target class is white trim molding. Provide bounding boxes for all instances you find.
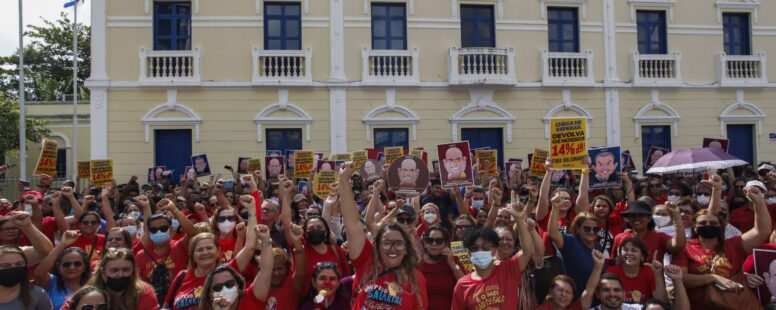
[367,0,415,15]
[541,0,586,19]
[254,89,313,143]
[362,89,420,142]
[719,90,765,137]
[716,0,759,24]
[631,51,682,87]
[257,0,309,15]
[543,89,593,139]
[450,89,516,142]
[633,89,680,138]
[453,0,503,19]
[142,91,203,143]
[628,0,675,21]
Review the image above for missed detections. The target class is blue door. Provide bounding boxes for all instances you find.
[641,125,672,163]
[727,124,755,164]
[461,128,504,166]
[155,129,192,183]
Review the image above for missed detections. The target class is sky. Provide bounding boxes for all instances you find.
[0,0,92,57]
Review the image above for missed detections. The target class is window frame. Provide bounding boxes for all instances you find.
[373,128,410,150]
[264,2,303,50]
[153,1,192,51]
[547,7,579,53]
[371,3,407,50]
[636,10,667,54]
[460,4,496,48]
[265,128,304,153]
[722,12,751,56]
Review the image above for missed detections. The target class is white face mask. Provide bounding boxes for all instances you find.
[653,215,671,227]
[767,197,776,205]
[218,220,236,234]
[696,195,711,206]
[423,213,437,224]
[23,204,32,214]
[217,285,239,304]
[667,194,680,202]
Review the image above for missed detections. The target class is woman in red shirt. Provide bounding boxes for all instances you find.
[418,225,465,310]
[604,237,666,304]
[209,207,242,261]
[165,233,222,310]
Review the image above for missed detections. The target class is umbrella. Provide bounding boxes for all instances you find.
[646,147,749,175]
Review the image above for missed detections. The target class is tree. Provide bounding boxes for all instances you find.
[0,94,50,159]
[0,12,90,101]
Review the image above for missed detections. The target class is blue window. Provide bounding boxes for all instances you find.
[727,124,755,164]
[155,129,192,183]
[460,5,495,48]
[56,149,67,179]
[548,7,579,53]
[637,10,667,54]
[374,128,409,150]
[461,128,504,167]
[264,3,302,50]
[153,2,191,51]
[371,3,406,50]
[641,125,671,166]
[723,13,751,55]
[266,129,303,153]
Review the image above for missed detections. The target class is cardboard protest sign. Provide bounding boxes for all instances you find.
[436,142,474,188]
[317,160,336,172]
[549,117,587,169]
[183,166,196,181]
[333,153,352,161]
[298,180,309,195]
[238,157,250,174]
[90,160,113,186]
[313,169,337,199]
[150,166,167,181]
[621,150,633,173]
[351,150,367,169]
[265,156,285,180]
[703,137,729,153]
[450,241,474,273]
[314,153,325,168]
[78,161,90,178]
[190,154,211,177]
[360,159,382,181]
[387,155,430,197]
[475,149,498,177]
[34,139,58,176]
[294,151,315,178]
[431,160,440,180]
[644,146,670,173]
[505,160,523,186]
[384,147,404,166]
[753,248,776,305]
[529,149,549,177]
[247,159,261,174]
[588,146,622,189]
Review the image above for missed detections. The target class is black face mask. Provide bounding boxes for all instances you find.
[306,229,327,245]
[0,266,27,287]
[696,225,722,239]
[105,276,132,291]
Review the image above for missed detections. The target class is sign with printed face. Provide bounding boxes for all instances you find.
[238,157,251,174]
[475,149,498,177]
[436,141,474,188]
[294,150,315,178]
[529,149,549,177]
[384,146,404,166]
[549,117,587,169]
[247,159,261,174]
[644,146,670,173]
[360,159,382,182]
[588,146,622,189]
[754,248,776,305]
[34,139,58,176]
[90,160,113,186]
[190,154,211,177]
[317,160,336,172]
[313,169,338,199]
[505,160,522,186]
[702,137,729,153]
[265,156,285,180]
[386,155,430,197]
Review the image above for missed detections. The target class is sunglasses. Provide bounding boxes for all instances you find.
[106,237,124,242]
[424,237,446,245]
[212,279,237,292]
[216,215,237,223]
[60,261,84,269]
[149,225,170,234]
[396,217,415,224]
[80,220,100,226]
[580,226,601,234]
[79,304,108,310]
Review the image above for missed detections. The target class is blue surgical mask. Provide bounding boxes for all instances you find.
[150,230,171,244]
[124,226,138,236]
[667,194,680,202]
[470,250,493,269]
[171,219,180,231]
[472,200,485,209]
[128,211,141,219]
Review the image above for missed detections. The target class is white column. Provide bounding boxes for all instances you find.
[329,0,346,81]
[85,0,109,159]
[605,90,621,147]
[602,0,621,147]
[330,89,348,153]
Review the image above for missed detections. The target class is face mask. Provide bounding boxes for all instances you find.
[0,266,27,287]
[767,197,776,205]
[150,230,171,244]
[105,275,132,291]
[423,213,437,224]
[696,195,711,206]
[124,226,138,236]
[128,211,141,219]
[218,220,236,234]
[306,229,327,245]
[667,194,680,202]
[428,253,444,261]
[696,225,722,239]
[171,219,180,231]
[653,215,671,227]
[23,204,32,214]
[470,251,494,269]
[218,285,239,303]
[471,200,485,209]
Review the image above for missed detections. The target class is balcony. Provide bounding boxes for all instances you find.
[139,47,201,85]
[448,46,516,85]
[632,51,682,86]
[252,46,312,85]
[718,52,767,87]
[361,47,419,86]
[541,50,594,86]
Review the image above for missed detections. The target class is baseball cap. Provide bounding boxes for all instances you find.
[621,200,652,215]
[757,164,775,173]
[293,194,308,203]
[745,180,767,192]
[396,205,416,218]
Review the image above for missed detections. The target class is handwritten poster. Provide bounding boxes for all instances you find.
[549,117,587,169]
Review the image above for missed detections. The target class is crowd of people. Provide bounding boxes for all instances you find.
[0,156,775,310]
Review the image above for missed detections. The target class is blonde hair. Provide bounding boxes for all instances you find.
[188,233,219,269]
[88,248,144,310]
[569,212,599,235]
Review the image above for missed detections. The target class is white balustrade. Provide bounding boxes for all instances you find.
[252,46,312,84]
[362,47,419,85]
[718,52,767,87]
[632,51,682,86]
[448,46,516,85]
[139,47,201,84]
[542,50,594,86]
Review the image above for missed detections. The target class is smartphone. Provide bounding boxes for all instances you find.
[223,180,235,189]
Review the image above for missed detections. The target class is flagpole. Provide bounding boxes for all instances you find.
[72,2,79,181]
[18,0,27,181]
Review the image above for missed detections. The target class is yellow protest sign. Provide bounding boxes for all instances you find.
[90,160,114,186]
[313,169,338,199]
[384,147,403,165]
[33,139,58,176]
[334,153,351,161]
[529,149,549,177]
[475,149,498,177]
[450,241,474,273]
[294,151,315,178]
[247,159,261,174]
[550,117,587,169]
[351,150,367,169]
[78,161,90,178]
[409,149,423,158]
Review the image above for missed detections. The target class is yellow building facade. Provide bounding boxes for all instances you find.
[84,0,776,181]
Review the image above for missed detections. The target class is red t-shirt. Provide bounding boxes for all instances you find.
[452,254,523,310]
[537,210,577,236]
[743,243,776,273]
[238,273,299,310]
[165,268,207,310]
[303,239,351,283]
[72,234,105,261]
[61,282,160,310]
[672,236,747,307]
[217,235,238,261]
[136,238,189,283]
[419,258,465,310]
[605,264,656,303]
[611,230,672,260]
[730,205,776,234]
[351,240,429,310]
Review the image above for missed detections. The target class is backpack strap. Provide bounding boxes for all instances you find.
[164,270,187,308]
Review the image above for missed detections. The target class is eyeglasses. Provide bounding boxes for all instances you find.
[580,225,601,234]
[396,217,415,225]
[81,220,100,226]
[648,183,661,187]
[79,304,108,310]
[0,227,19,233]
[216,215,237,223]
[212,279,237,292]
[424,237,446,245]
[106,237,124,242]
[60,261,84,269]
[380,240,406,250]
[697,221,720,227]
[148,225,170,234]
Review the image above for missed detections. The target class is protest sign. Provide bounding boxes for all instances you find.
[90,160,114,186]
[529,149,549,177]
[78,161,91,178]
[238,157,250,174]
[549,117,587,169]
[190,154,211,177]
[333,153,351,161]
[621,150,633,173]
[33,139,58,176]
[265,156,285,180]
[475,149,498,177]
[313,169,337,199]
[505,160,523,187]
[247,159,261,174]
[183,166,196,181]
[386,155,430,197]
[450,241,474,273]
[754,248,776,305]
[361,159,382,181]
[588,146,622,189]
[317,160,336,172]
[436,142,474,188]
[294,151,315,178]
[432,160,440,180]
[384,147,404,166]
[644,146,670,173]
[702,137,729,153]
[351,150,367,169]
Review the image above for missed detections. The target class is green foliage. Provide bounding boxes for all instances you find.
[0,12,90,101]
[0,94,50,156]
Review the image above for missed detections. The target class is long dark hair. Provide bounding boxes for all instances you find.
[357,223,422,305]
[52,247,91,291]
[0,246,31,309]
[88,248,144,310]
[198,265,246,310]
[68,286,110,309]
[308,262,342,298]
[303,215,333,244]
